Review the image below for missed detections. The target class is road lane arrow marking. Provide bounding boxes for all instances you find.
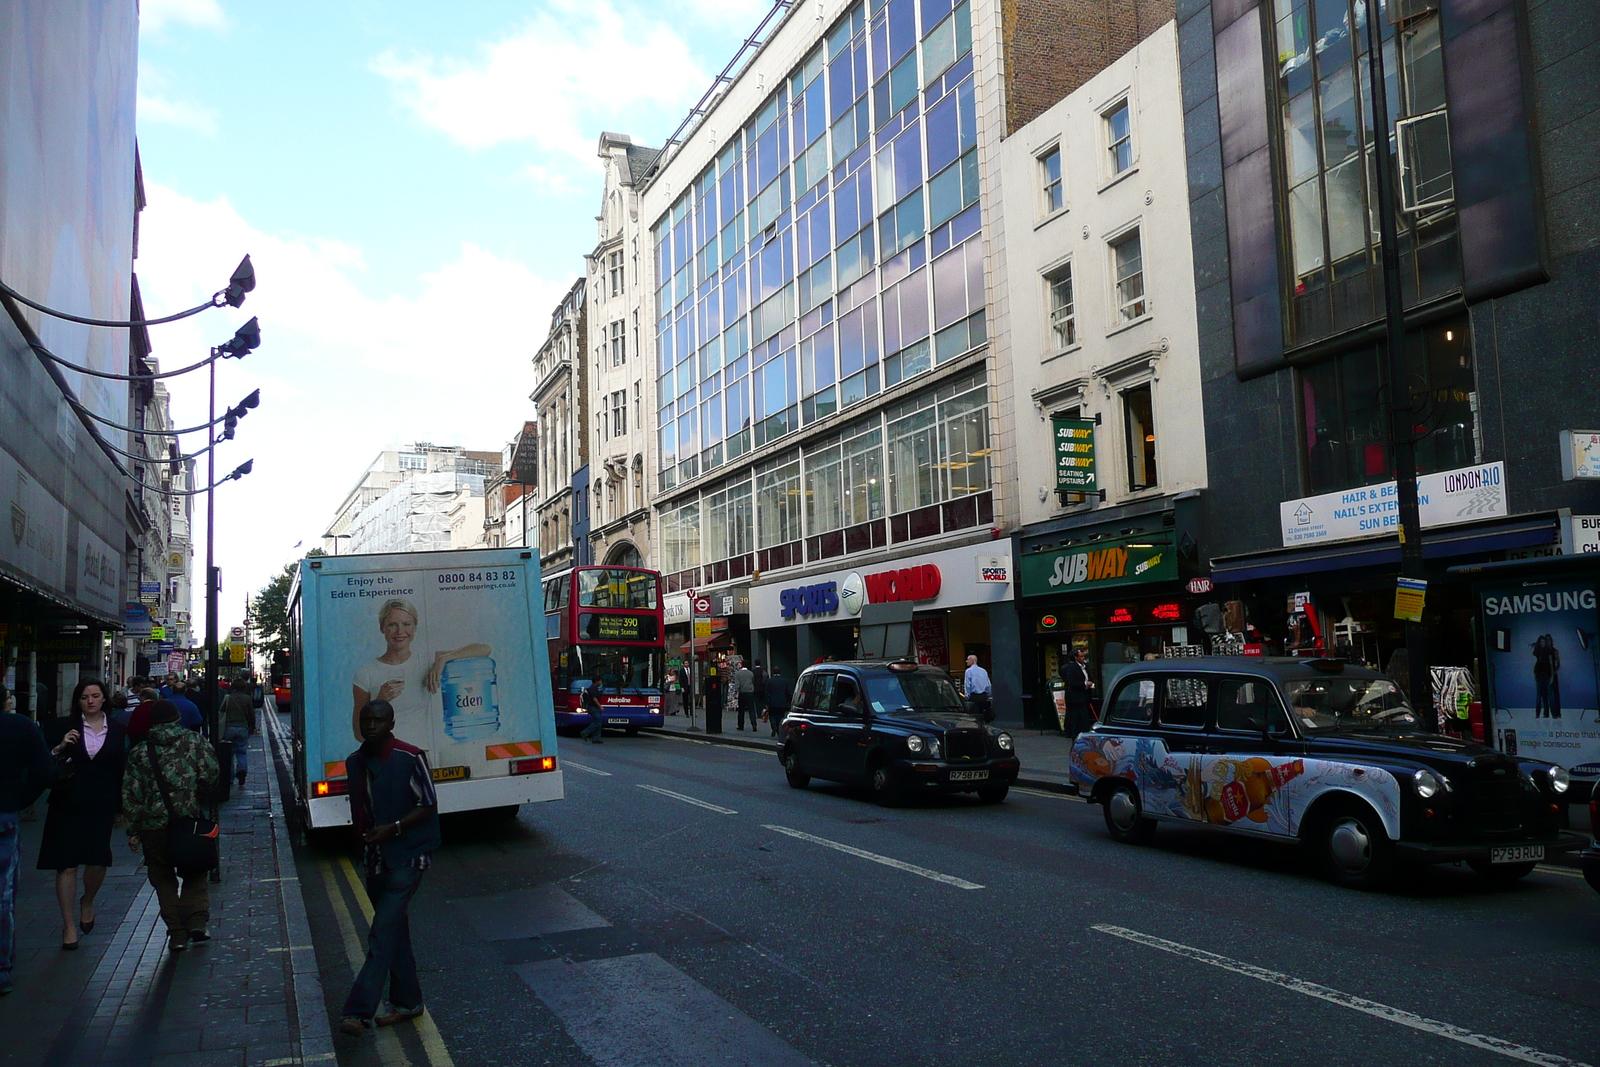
[1091,924,1591,1067]
[763,825,984,890]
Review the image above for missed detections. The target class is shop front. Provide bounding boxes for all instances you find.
[1016,530,1203,729]
[748,542,1021,721]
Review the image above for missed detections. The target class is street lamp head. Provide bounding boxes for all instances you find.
[241,388,260,410]
[222,255,255,308]
[216,316,260,357]
[230,458,254,481]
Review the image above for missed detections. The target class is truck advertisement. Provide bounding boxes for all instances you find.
[293,549,561,828]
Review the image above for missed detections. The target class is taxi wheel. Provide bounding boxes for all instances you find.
[1315,799,1394,889]
[869,762,904,807]
[784,752,810,790]
[1466,859,1537,885]
[976,785,1009,804]
[1103,783,1156,844]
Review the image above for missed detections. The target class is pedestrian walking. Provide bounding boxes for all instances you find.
[962,655,994,722]
[580,682,606,744]
[750,660,767,728]
[663,666,682,717]
[220,677,257,787]
[39,678,126,950]
[1060,648,1096,738]
[1,685,55,995]
[339,699,439,1036]
[734,661,757,731]
[122,700,218,953]
[167,681,204,732]
[763,668,792,737]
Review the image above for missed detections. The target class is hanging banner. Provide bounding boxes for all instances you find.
[1479,579,1600,783]
[1280,462,1508,547]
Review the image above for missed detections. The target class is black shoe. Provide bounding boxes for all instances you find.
[188,930,212,944]
[338,1017,369,1037]
[167,934,187,953]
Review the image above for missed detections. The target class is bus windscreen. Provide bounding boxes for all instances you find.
[575,646,661,690]
[577,569,658,610]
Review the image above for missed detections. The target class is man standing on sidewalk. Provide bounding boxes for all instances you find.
[1,685,54,995]
[340,699,439,1036]
[763,667,792,738]
[963,655,994,722]
[733,660,757,731]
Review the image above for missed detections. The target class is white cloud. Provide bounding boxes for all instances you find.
[371,0,707,165]
[140,0,227,33]
[138,62,219,135]
[133,184,567,619]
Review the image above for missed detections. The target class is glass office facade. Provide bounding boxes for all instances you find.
[648,0,996,592]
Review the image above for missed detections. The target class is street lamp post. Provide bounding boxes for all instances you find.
[1362,0,1430,719]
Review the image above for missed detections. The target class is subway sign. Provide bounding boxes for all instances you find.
[1018,538,1176,597]
[780,581,839,619]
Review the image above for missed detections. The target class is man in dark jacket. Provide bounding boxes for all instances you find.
[1060,648,1096,738]
[763,668,792,737]
[339,699,439,1036]
[1,686,54,994]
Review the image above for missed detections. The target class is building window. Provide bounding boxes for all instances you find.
[1111,230,1146,321]
[756,456,802,549]
[1104,100,1133,177]
[1039,146,1063,214]
[1122,384,1158,491]
[611,390,628,437]
[609,320,627,366]
[885,373,989,514]
[609,251,624,296]
[1047,264,1075,350]
[1274,2,1458,345]
[660,499,700,573]
[705,478,755,563]
[398,452,426,471]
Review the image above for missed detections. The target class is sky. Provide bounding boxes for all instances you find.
[132,0,778,632]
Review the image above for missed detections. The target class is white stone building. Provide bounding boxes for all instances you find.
[532,280,587,573]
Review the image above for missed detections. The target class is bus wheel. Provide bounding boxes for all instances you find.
[625,727,640,737]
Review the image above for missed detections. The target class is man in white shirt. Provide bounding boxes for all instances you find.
[963,655,993,721]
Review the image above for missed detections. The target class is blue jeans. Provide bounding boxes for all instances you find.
[580,708,603,740]
[0,813,19,987]
[225,726,249,774]
[342,865,424,1019]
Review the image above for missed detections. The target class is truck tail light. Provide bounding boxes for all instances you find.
[511,756,556,775]
[313,779,349,797]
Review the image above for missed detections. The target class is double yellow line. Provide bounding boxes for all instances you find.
[320,856,455,1067]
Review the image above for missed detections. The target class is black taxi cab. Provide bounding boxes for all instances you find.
[1069,657,1584,888]
[778,660,1020,804]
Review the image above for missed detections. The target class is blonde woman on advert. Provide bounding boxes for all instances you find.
[351,599,490,742]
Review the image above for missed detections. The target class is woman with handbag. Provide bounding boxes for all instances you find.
[38,678,125,950]
[120,700,219,954]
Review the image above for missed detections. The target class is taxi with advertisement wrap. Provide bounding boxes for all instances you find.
[1070,657,1584,888]
[779,660,1020,804]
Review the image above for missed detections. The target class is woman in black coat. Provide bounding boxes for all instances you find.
[39,678,126,950]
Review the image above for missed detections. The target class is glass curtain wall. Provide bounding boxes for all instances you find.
[655,0,986,494]
[1272,0,1459,345]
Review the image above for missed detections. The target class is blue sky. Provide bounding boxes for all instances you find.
[133,0,775,626]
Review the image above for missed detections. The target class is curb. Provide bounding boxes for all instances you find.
[263,714,338,1066]
[640,726,1082,797]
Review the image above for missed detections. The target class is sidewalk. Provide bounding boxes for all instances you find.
[2,727,334,1067]
[644,712,1081,791]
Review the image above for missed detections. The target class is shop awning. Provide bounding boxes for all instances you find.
[1209,514,1560,584]
[679,630,735,655]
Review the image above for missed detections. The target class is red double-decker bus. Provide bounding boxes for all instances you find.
[543,565,665,735]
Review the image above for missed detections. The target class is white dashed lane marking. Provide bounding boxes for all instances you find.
[763,825,985,890]
[1092,924,1592,1067]
[636,783,738,814]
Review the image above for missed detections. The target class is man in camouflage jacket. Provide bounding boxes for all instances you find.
[122,701,218,952]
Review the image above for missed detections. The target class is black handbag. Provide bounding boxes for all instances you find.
[148,746,220,871]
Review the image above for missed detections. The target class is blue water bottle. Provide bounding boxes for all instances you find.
[441,657,501,741]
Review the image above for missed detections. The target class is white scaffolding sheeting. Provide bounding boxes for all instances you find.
[346,472,484,555]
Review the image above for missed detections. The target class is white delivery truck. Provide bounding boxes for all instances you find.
[286,548,562,828]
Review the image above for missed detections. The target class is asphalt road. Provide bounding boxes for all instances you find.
[290,729,1600,1067]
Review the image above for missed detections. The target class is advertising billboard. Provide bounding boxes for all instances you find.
[1480,579,1600,783]
[301,554,553,792]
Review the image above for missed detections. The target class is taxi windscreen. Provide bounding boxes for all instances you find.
[863,672,966,715]
[1285,676,1418,732]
